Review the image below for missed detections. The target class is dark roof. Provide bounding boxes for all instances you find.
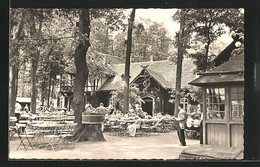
[99,59,196,91]
[213,53,244,72]
[212,34,243,67]
[212,40,238,67]
[189,54,244,86]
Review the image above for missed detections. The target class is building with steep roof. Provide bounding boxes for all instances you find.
[57,52,197,115]
[189,43,244,148]
[88,58,196,116]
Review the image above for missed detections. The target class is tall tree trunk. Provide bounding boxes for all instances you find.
[47,74,52,108]
[123,9,135,114]
[72,9,90,125]
[9,66,18,116]
[66,9,106,142]
[30,10,41,114]
[41,45,53,106]
[9,10,25,116]
[204,22,212,71]
[31,55,38,114]
[174,9,185,117]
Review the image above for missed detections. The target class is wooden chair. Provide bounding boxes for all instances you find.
[57,125,75,149]
[16,123,36,151]
[44,125,61,150]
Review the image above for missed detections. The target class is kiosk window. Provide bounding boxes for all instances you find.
[206,88,225,120]
[230,87,244,120]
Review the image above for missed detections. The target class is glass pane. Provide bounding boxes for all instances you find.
[215,88,219,95]
[219,88,225,95]
[219,112,225,119]
[216,96,221,103]
[206,104,212,110]
[231,100,244,119]
[219,104,225,111]
[212,89,217,96]
[206,87,225,120]
[212,96,218,103]
[206,98,210,104]
[212,104,219,111]
[220,95,225,102]
[206,88,212,96]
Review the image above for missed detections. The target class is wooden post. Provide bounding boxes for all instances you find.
[123,9,136,114]
[226,85,231,147]
[174,9,185,117]
[202,87,206,145]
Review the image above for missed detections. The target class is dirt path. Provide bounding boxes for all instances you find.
[9,131,199,160]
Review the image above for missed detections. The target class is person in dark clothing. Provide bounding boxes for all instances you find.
[200,112,203,144]
[174,105,187,146]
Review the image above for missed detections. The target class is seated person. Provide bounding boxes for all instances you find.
[83,103,95,115]
[126,120,141,137]
[186,115,194,130]
[144,112,152,119]
[123,113,129,118]
[94,103,110,115]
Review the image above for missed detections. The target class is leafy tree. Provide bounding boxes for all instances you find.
[54,8,126,142]
[111,84,142,111]
[112,31,127,58]
[171,8,243,116]
[90,19,114,55]
[172,8,244,72]
[18,9,54,114]
[9,9,26,116]
[112,18,173,62]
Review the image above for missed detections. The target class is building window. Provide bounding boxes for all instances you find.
[180,97,188,112]
[230,86,244,120]
[206,88,225,120]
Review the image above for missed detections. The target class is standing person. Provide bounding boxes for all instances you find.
[15,101,22,120]
[107,103,114,115]
[200,109,203,144]
[174,104,187,146]
[24,104,29,113]
[95,103,110,131]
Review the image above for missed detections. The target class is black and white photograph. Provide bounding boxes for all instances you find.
[8,7,248,160]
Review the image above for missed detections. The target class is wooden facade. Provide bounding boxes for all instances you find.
[190,54,244,148]
[201,83,244,148]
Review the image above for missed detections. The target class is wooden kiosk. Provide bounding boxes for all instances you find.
[189,54,244,148]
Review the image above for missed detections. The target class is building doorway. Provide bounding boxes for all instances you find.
[142,97,153,116]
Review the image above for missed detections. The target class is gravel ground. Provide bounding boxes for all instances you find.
[9,131,200,160]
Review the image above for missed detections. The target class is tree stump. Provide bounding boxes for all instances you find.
[67,124,105,142]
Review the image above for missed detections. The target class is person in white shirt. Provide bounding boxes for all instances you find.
[174,104,187,146]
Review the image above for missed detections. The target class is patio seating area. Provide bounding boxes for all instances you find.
[10,113,77,151]
[104,117,178,137]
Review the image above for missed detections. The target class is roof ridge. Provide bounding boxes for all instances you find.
[115,59,171,66]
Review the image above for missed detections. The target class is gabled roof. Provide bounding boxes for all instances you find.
[212,34,243,67]
[189,54,244,86]
[146,68,172,89]
[99,59,196,91]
